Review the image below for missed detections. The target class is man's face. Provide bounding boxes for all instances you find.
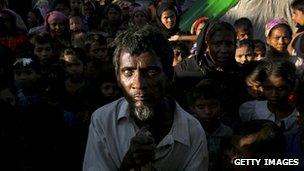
[206,30,236,67]
[262,74,292,107]
[266,27,291,53]
[117,50,167,111]
[292,9,304,26]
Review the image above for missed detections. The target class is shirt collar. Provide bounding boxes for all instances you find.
[117,98,130,121]
[170,102,191,146]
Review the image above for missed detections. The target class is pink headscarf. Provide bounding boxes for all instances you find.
[44,10,68,31]
[265,18,289,37]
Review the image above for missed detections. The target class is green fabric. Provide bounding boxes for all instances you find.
[179,0,239,31]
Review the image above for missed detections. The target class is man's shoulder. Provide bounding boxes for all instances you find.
[91,97,127,124]
[175,103,205,137]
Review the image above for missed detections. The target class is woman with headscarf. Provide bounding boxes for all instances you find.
[174,20,245,126]
[174,20,239,83]
[265,18,304,74]
[129,6,149,28]
[44,10,70,56]
[155,2,180,38]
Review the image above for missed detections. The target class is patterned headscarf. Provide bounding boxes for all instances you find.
[265,18,289,37]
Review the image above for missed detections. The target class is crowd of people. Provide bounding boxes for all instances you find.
[1,0,304,170]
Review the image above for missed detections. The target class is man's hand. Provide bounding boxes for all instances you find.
[120,127,156,170]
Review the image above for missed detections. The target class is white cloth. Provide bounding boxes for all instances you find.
[289,55,304,75]
[239,100,299,134]
[292,32,304,58]
[221,0,296,42]
[83,97,209,171]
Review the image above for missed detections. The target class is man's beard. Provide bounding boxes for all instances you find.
[131,104,154,122]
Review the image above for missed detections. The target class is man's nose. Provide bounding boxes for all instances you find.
[132,72,147,89]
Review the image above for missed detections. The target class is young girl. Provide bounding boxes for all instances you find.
[253,39,266,61]
[235,39,255,66]
[69,15,86,48]
[239,59,299,134]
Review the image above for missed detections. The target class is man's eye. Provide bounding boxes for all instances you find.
[146,70,159,77]
[123,70,133,77]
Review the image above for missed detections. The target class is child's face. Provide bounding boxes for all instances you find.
[84,3,94,17]
[262,74,292,107]
[235,45,254,65]
[254,47,265,61]
[133,11,147,26]
[100,82,120,98]
[236,28,253,41]
[27,11,38,28]
[55,3,70,17]
[63,55,84,77]
[89,42,108,61]
[14,68,40,90]
[69,17,82,32]
[70,0,84,12]
[292,9,304,26]
[0,88,16,106]
[193,96,221,123]
[34,43,53,64]
[246,79,262,99]
[107,8,120,22]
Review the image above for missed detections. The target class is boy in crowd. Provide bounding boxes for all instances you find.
[188,79,233,171]
[234,17,254,41]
